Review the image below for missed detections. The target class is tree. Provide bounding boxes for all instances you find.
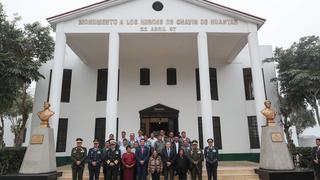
[273,36,320,125]
[0,3,54,147]
[265,36,320,144]
[5,91,33,146]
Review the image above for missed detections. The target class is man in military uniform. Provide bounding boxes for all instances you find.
[188,140,203,180]
[71,138,87,180]
[204,138,218,180]
[312,138,320,180]
[88,139,102,180]
[103,140,121,180]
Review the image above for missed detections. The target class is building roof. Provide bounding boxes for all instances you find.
[47,0,266,29]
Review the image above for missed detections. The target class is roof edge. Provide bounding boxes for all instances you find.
[47,0,266,28]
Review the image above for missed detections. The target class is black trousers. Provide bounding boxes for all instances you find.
[206,163,218,180]
[72,165,84,180]
[178,172,187,180]
[163,167,174,180]
[106,166,119,180]
[88,165,100,180]
[190,165,202,180]
[315,164,320,180]
[151,172,160,180]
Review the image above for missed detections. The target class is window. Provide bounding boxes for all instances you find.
[47,70,52,102]
[195,68,219,100]
[213,117,222,149]
[167,68,177,85]
[198,116,222,149]
[56,118,68,152]
[197,117,204,149]
[95,118,106,148]
[61,69,72,102]
[247,116,260,149]
[140,68,150,85]
[96,69,108,101]
[243,68,254,100]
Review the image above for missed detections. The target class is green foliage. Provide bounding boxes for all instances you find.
[0,147,26,175]
[0,2,54,147]
[293,147,313,168]
[266,36,320,139]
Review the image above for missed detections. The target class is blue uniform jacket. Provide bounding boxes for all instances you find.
[204,146,219,165]
[87,147,102,167]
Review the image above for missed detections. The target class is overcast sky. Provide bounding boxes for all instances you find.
[1,0,320,48]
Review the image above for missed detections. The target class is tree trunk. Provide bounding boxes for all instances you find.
[282,116,292,143]
[0,115,5,149]
[15,83,29,147]
[315,98,320,126]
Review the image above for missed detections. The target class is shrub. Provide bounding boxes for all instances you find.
[0,147,26,175]
[293,147,314,168]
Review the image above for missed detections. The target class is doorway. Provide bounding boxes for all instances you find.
[139,104,179,136]
[141,117,169,135]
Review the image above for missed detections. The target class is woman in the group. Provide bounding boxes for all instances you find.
[122,146,136,180]
[175,149,190,180]
[148,150,163,180]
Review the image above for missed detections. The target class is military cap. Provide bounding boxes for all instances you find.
[110,140,117,145]
[76,138,83,142]
[93,139,99,143]
[207,138,214,142]
[192,140,198,145]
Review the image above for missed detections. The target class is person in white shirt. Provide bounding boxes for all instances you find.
[136,130,144,143]
[172,135,181,155]
[147,132,158,148]
[128,133,136,148]
[118,131,127,147]
[119,138,128,157]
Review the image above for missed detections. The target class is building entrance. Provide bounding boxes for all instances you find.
[139,104,179,136]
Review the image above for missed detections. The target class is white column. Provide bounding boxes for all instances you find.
[248,27,266,140]
[49,23,66,145]
[197,32,214,146]
[106,32,119,138]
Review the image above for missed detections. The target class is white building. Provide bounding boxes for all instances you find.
[31,0,278,162]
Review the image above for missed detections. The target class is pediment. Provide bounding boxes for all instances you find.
[48,0,265,30]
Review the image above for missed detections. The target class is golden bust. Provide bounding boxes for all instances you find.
[261,100,277,126]
[38,102,55,128]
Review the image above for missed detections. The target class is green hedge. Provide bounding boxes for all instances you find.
[293,147,314,168]
[0,147,26,175]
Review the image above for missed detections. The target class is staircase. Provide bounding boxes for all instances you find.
[57,161,259,180]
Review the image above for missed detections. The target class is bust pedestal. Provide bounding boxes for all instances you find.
[19,127,57,174]
[255,126,314,180]
[259,125,294,170]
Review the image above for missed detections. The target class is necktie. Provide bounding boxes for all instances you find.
[167,149,170,156]
[141,147,144,154]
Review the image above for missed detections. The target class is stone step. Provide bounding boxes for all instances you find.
[58,161,260,180]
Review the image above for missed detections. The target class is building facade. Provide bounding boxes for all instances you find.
[31,0,278,160]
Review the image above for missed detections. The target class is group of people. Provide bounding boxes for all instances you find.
[71,130,219,180]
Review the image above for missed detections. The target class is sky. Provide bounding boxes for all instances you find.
[1,0,320,49]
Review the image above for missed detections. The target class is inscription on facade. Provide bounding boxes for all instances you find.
[78,18,239,32]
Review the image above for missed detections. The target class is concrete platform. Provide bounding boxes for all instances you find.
[57,161,259,180]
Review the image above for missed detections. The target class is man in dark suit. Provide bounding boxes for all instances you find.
[161,141,176,180]
[172,135,181,155]
[313,138,320,180]
[204,138,218,180]
[135,139,149,180]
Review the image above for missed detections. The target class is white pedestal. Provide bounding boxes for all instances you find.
[259,126,294,170]
[19,127,57,174]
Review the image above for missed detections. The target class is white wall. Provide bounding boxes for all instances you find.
[31,42,275,157]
